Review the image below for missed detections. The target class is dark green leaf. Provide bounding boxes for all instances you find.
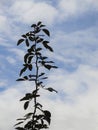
[25,39,29,47]
[42,42,53,52]
[36,52,41,56]
[24,53,33,63]
[36,102,43,108]
[17,118,26,121]
[43,110,51,125]
[29,78,36,81]
[26,33,30,36]
[51,65,58,69]
[14,121,23,126]
[24,113,33,118]
[37,81,43,86]
[39,73,45,77]
[28,56,33,64]
[28,45,35,52]
[44,110,51,117]
[44,65,52,70]
[36,48,42,51]
[20,93,32,101]
[16,78,25,81]
[46,87,58,93]
[36,38,43,43]
[21,35,26,38]
[41,77,48,80]
[29,36,34,41]
[45,61,54,63]
[43,41,49,44]
[28,64,32,71]
[24,101,29,110]
[37,21,42,26]
[20,66,27,76]
[17,39,24,46]
[15,127,24,130]
[31,24,36,28]
[42,29,50,37]
[29,74,36,78]
[23,76,28,80]
[40,24,45,28]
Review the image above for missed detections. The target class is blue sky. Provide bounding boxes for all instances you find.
[0,0,98,130]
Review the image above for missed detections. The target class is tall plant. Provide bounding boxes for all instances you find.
[15,21,58,130]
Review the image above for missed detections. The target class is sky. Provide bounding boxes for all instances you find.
[0,0,98,130]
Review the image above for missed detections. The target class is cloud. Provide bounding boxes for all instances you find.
[9,48,25,61]
[0,0,98,130]
[0,64,98,130]
[50,25,98,68]
[9,0,58,25]
[58,0,98,21]
[6,56,16,64]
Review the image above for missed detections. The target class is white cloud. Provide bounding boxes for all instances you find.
[50,26,98,67]
[0,65,98,130]
[58,0,98,20]
[9,0,58,25]
[6,56,16,64]
[9,48,25,61]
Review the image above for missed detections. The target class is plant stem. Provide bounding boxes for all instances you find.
[32,39,39,128]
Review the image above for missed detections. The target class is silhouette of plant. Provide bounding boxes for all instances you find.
[15,21,58,130]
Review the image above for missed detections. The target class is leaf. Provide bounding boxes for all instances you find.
[37,81,43,86]
[42,41,53,52]
[21,35,27,38]
[43,41,49,44]
[45,61,54,63]
[23,76,28,80]
[28,64,32,71]
[26,32,30,36]
[40,24,45,28]
[43,110,51,125]
[44,65,52,70]
[14,121,23,126]
[36,48,42,51]
[36,102,43,108]
[17,39,24,46]
[37,21,42,26]
[25,39,29,47]
[24,53,33,63]
[36,38,43,43]
[29,74,36,78]
[17,118,26,121]
[24,113,33,118]
[43,110,51,117]
[20,66,27,76]
[15,127,24,130]
[28,45,35,52]
[42,29,50,37]
[51,65,58,69]
[28,56,33,64]
[16,78,25,81]
[20,93,32,101]
[44,65,58,70]
[24,101,29,110]
[39,73,45,77]
[29,36,34,41]
[41,77,48,80]
[46,87,58,93]
[31,24,36,28]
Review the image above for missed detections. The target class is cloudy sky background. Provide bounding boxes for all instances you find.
[0,0,98,130]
